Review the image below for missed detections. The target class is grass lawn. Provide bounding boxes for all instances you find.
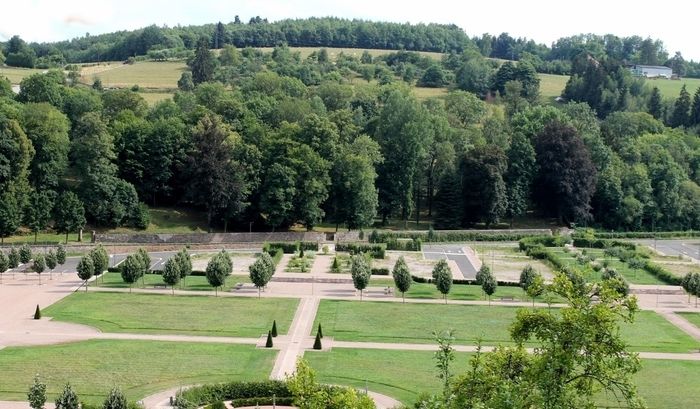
[253,46,444,61]
[306,348,471,404]
[643,77,700,99]
[0,340,274,403]
[313,300,699,352]
[676,312,700,330]
[94,271,252,291]
[80,61,186,89]
[413,86,448,100]
[398,282,560,303]
[548,248,667,285]
[44,291,298,337]
[306,348,700,408]
[138,91,174,105]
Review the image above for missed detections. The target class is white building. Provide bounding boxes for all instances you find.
[630,65,673,79]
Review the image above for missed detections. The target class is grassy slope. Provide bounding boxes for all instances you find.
[0,340,274,403]
[94,271,252,290]
[79,61,186,89]
[538,73,700,100]
[0,66,46,84]
[43,291,298,337]
[306,348,700,408]
[313,300,699,352]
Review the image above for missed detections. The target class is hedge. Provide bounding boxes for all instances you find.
[572,237,636,250]
[518,235,569,251]
[299,241,319,251]
[369,229,551,243]
[411,275,522,287]
[335,243,385,259]
[371,268,390,276]
[592,231,700,239]
[175,381,291,408]
[385,237,422,251]
[263,242,298,254]
[641,260,682,285]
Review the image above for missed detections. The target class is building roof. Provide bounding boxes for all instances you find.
[635,65,672,70]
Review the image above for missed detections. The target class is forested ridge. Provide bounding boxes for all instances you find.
[1,19,700,239]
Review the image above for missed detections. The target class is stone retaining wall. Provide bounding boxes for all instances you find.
[94,231,325,244]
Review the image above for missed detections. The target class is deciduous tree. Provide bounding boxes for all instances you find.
[433,259,452,303]
[350,254,371,300]
[76,255,94,291]
[392,256,412,302]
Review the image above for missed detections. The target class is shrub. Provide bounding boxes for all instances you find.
[335,243,385,259]
[313,332,322,350]
[176,381,291,408]
[627,257,646,270]
[265,331,273,348]
[34,304,41,320]
[385,237,422,251]
[263,242,298,254]
[299,241,319,251]
[370,268,390,275]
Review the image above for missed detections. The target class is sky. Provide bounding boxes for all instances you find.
[3,0,698,60]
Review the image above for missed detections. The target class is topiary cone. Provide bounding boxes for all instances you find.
[313,331,322,350]
[317,323,323,338]
[265,331,273,348]
[34,304,41,320]
[271,320,278,337]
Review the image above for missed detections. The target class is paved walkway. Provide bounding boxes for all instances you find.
[270,296,320,379]
[658,311,700,341]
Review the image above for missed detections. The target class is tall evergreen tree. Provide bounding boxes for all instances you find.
[433,168,462,229]
[690,86,700,126]
[648,86,663,120]
[504,132,536,226]
[670,84,691,128]
[189,37,216,84]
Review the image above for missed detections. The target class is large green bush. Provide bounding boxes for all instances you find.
[335,243,385,259]
[175,381,291,408]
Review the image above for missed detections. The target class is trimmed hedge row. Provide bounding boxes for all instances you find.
[592,231,700,239]
[411,275,522,287]
[335,243,386,259]
[518,235,570,251]
[371,268,390,275]
[572,237,636,250]
[175,381,291,408]
[369,229,551,243]
[641,260,682,285]
[263,241,319,254]
[385,237,422,251]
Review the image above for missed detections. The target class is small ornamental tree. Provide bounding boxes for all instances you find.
[482,270,498,305]
[56,244,66,265]
[8,247,20,268]
[45,249,57,271]
[392,256,412,302]
[475,264,490,285]
[271,320,278,337]
[205,253,229,296]
[433,260,453,303]
[519,265,537,290]
[317,323,323,338]
[249,252,274,298]
[313,331,322,350]
[76,255,94,292]
[33,254,46,285]
[19,243,32,264]
[102,386,127,409]
[350,254,371,300]
[34,304,41,319]
[120,254,143,292]
[55,383,79,409]
[53,191,86,244]
[265,331,273,348]
[90,245,109,277]
[526,272,545,306]
[161,257,181,295]
[27,374,47,409]
[176,248,192,287]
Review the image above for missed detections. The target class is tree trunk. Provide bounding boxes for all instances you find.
[34,231,38,244]
[172,286,175,296]
[85,281,88,292]
[402,292,405,303]
[258,287,261,298]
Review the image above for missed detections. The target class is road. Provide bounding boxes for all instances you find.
[422,244,477,279]
[635,239,700,261]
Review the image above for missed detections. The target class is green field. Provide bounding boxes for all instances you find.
[0,66,46,84]
[44,292,298,337]
[306,348,700,408]
[313,300,699,352]
[80,61,186,89]
[138,91,174,105]
[94,272,252,291]
[538,73,700,101]
[253,46,444,61]
[0,340,274,403]
[397,282,561,303]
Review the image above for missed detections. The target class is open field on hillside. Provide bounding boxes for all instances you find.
[313,300,699,352]
[79,61,186,89]
[0,66,46,84]
[306,348,700,408]
[253,46,444,61]
[539,73,700,101]
[44,292,298,337]
[0,340,274,403]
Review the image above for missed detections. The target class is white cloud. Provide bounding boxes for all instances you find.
[2,0,698,60]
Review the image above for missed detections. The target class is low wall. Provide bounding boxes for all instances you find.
[94,231,325,244]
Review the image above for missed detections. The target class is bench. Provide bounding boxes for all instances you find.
[500,296,515,302]
[233,282,244,291]
[154,283,167,289]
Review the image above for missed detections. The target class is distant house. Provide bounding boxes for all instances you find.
[629,65,673,79]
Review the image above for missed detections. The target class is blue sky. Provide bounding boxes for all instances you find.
[4,0,699,60]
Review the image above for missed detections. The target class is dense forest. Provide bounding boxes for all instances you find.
[2,17,700,238]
